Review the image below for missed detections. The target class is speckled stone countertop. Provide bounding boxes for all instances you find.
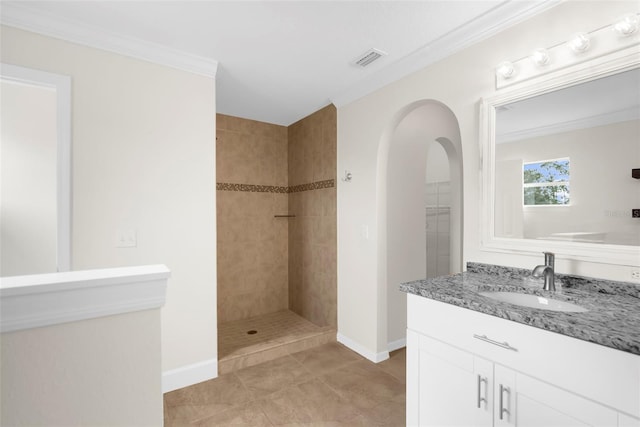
[400,262,640,356]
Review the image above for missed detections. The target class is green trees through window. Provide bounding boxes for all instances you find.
[523,158,570,206]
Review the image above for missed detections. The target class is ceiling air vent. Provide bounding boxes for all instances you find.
[352,48,387,68]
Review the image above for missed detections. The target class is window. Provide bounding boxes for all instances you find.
[523,158,570,206]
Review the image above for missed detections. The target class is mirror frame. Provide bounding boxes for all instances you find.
[1,63,72,273]
[479,46,640,266]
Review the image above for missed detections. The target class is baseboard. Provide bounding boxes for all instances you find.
[388,337,406,352]
[162,358,218,393]
[162,335,404,392]
[337,333,389,363]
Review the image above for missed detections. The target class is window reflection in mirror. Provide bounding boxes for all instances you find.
[494,68,640,246]
[523,158,570,206]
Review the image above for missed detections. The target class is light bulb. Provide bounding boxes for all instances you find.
[497,61,515,79]
[531,48,550,66]
[567,32,591,53]
[613,13,639,36]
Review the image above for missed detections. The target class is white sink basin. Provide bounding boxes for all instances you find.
[479,292,588,313]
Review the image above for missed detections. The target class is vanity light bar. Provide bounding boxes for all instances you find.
[567,33,591,54]
[496,61,515,79]
[496,12,640,88]
[613,13,639,37]
[530,48,550,67]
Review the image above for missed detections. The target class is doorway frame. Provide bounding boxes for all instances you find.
[376,99,464,357]
[1,63,72,272]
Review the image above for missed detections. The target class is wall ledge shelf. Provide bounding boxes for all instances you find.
[0,265,170,333]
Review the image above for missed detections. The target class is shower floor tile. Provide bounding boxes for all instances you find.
[218,310,335,374]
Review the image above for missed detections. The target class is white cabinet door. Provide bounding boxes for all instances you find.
[408,330,493,426]
[407,329,620,427]
[407,294,640,419]
[494,364,618,427]
[408,295,640,426]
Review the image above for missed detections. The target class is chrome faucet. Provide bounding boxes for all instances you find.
[532,252,555,291]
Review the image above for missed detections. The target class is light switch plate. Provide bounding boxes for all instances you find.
[116,230,137,248]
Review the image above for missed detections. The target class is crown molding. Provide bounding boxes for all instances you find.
[0,2,218,78]
[497,106,640,144]
[331,0,561,107]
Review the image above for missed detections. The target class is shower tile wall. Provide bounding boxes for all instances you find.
[216,106,337,328]
[288,105,337,327]
[216,114,289,323]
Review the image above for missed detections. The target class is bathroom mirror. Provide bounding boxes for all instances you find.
[0,64,71,276]
[480,51,640,266]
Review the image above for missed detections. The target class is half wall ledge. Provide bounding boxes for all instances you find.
[0,264,170,333]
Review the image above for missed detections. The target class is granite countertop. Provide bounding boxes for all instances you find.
[400,262,640,356]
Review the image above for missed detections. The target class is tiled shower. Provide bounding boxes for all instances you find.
[216,106,337,373]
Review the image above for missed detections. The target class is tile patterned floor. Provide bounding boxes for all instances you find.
[217,310,336,374]
[164,343,406,426]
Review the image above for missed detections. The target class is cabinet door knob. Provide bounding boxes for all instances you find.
[499,384,511,420]
[477,375,487,408]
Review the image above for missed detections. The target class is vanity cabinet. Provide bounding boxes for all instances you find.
[410,330,492,426]
[406,294,640,426]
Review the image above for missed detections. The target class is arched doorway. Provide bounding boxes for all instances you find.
[377,100,463,354]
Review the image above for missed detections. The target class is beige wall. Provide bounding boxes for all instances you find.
[216,114,289,322]
[288,105,337,327]
[216,105,337,328]
[336,1,640,357]
[385,103,462,350]
[1,309,163,426]
[1,26,218,380]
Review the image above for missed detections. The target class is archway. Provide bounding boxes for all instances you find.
[376,100,463,355]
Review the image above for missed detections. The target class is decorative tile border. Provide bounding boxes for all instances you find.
[289,179,335,193]
[216,183,287,193]
[217,179,334,194]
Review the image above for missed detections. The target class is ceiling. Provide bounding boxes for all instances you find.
[1,1,558,126]
[496,68,640,143]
